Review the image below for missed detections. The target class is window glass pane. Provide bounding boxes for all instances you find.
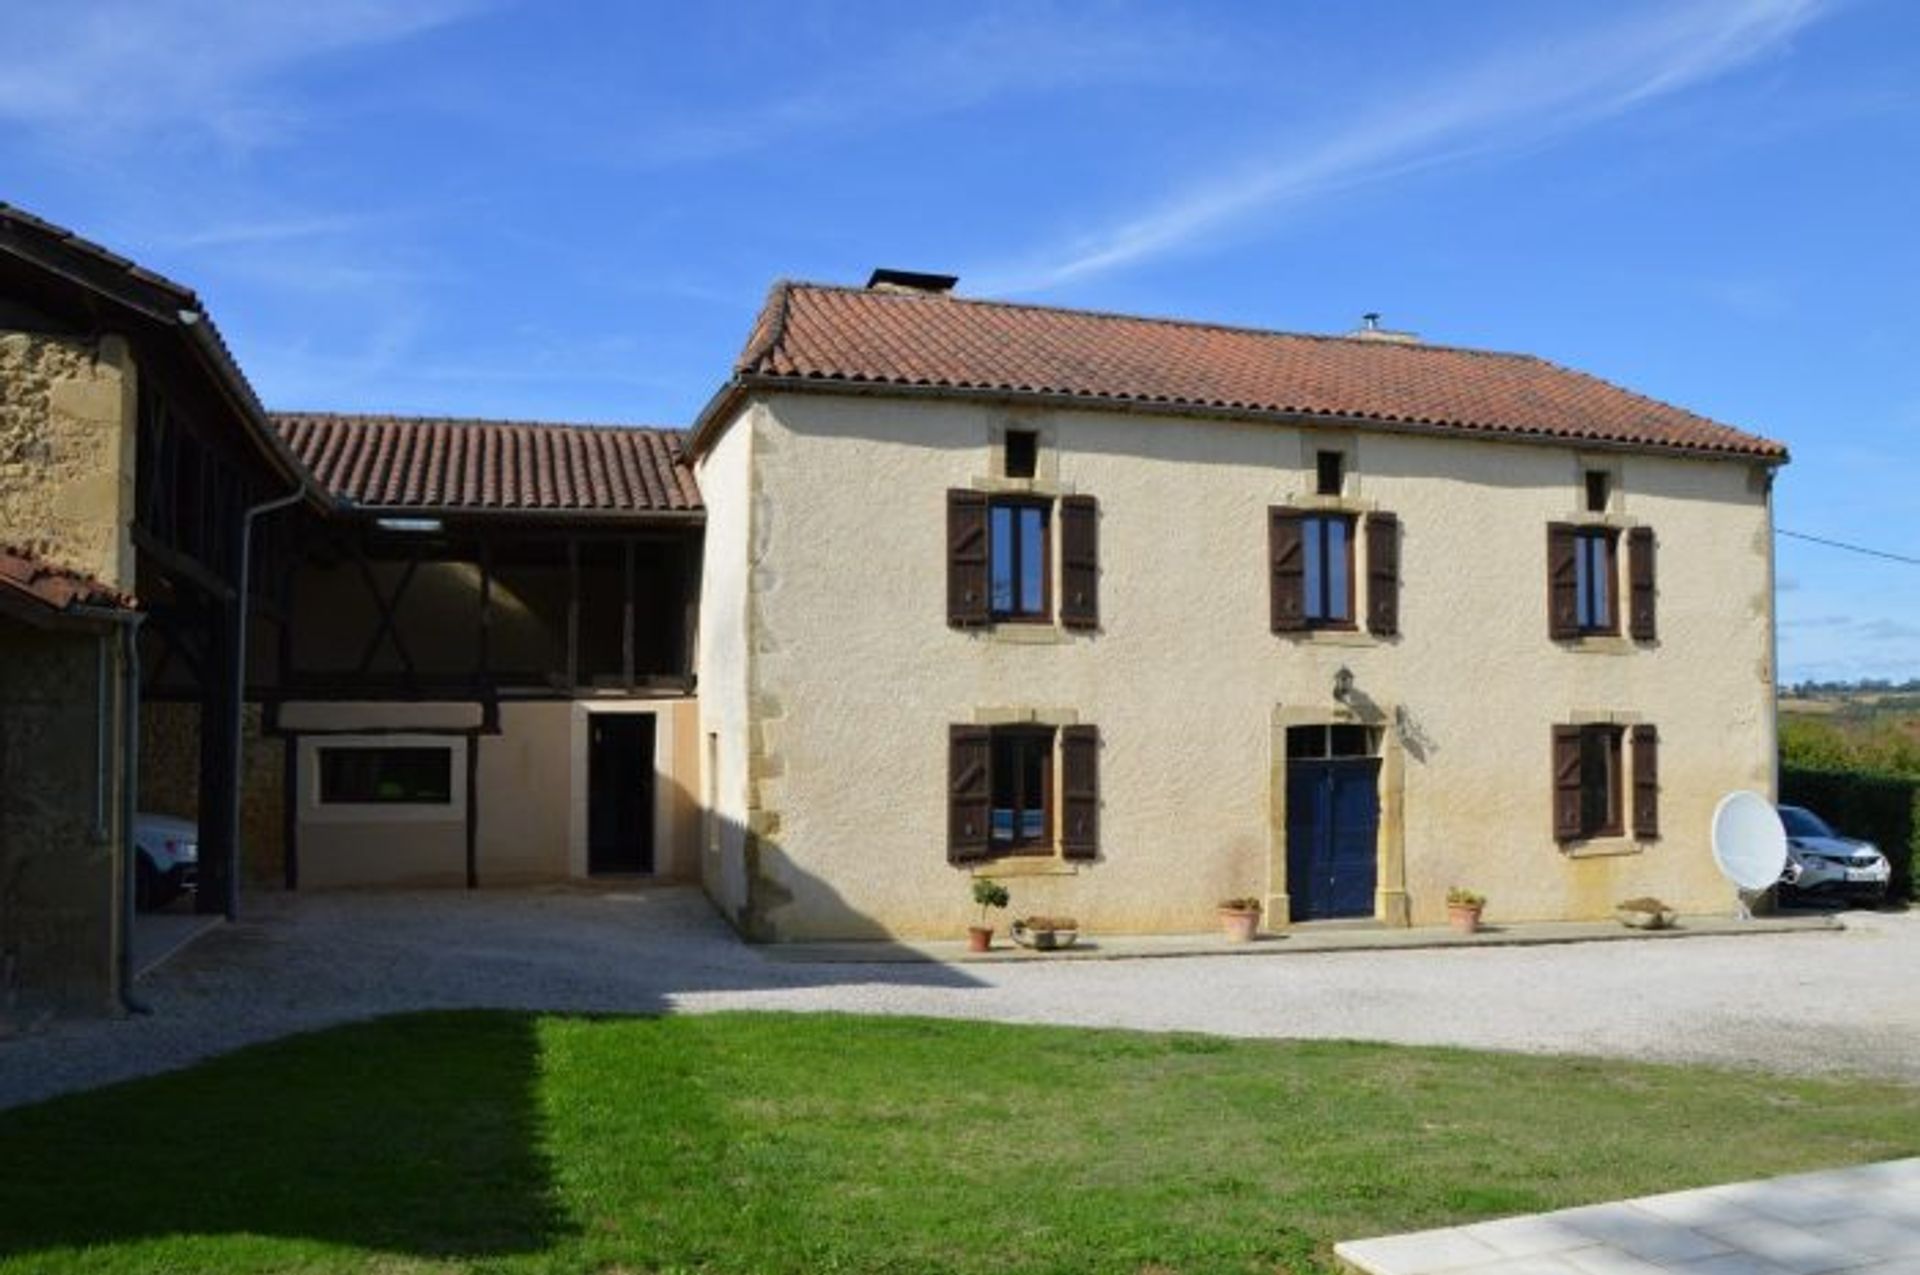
[990,733,1017,842]
[1287,725,1328,758]
[1578,728,1616,834]
[1575,537,1595,628]
[1304,518,1324,618]
[1589,538,1610,628]
[1329,724,1372,757]
[1019,506,1045,614]
[1326,518,1350,619]
[318,747,453,805]
[990,505,1014,613]
[1020,738,1047,839]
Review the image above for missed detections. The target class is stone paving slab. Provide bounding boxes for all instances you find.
[766,911,1841,964]
[1337,1159,1920,1275]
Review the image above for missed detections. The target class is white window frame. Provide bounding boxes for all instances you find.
[300,734,467,825]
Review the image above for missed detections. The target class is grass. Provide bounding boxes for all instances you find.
[1,1012,1916,1274]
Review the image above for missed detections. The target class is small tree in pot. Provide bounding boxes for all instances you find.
[969,878,1010,952]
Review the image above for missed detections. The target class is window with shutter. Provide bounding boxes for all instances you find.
[1547,523,1579,639]
[1060,724,1099,859]
[1632,724,1660,839]
[1269,508,1306,632]
[947,490,990,628]
[1059,495,1099,631]
[1552,725,1584,841]
[948,725,992,861]
[1628,527,1656,642]
[1366,510,1400,637]
[1554,722,1629,841]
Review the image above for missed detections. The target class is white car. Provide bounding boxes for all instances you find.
[1777,805,1890,904]
[133,813,199,911]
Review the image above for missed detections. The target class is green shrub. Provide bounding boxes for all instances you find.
[1780,766,1918,901]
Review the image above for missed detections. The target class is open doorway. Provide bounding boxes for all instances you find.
[587,713,655,875]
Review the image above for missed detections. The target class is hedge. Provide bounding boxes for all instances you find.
[1780,766,1919,901]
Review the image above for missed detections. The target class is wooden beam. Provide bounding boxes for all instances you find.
[282,731,300,891]
[132,524,236,601]
[465,735,480,890]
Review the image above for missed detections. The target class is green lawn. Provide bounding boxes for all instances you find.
[2,1012,1916,1274]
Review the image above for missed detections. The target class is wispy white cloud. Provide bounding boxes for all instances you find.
[974,0,1833,293]
[0,0,487,148]
[159,213,380,251]
[625,3,1217,166]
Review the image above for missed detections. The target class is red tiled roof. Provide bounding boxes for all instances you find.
[271,413,703,516]
[0,545,136,616]
[717,282,1786,460]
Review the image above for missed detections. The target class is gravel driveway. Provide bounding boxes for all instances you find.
[3,887,1915,1110]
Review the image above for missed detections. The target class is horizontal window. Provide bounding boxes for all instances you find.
[317,746,454,806]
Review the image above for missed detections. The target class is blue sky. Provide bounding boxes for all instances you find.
[1,0,1915,682]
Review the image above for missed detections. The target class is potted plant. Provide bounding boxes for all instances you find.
[1010,915,1081,951]
[968,878,1010,952]
[1615,896,1677,930]
[1217,897,1262,943]
[1446,887,1486,934]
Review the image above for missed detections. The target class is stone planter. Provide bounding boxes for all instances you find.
[1615,906,1676,930]
[1010,920,1080,951]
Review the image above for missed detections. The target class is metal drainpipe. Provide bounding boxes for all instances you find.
[221,484,307,921]
[70,605,148,1015]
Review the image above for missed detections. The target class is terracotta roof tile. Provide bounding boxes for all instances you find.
[271,413,702,516]
[728,283,1787,461]
[0,545,136,615]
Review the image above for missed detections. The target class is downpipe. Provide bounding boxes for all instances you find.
[220,483,307,920]
[70,605,150,1016]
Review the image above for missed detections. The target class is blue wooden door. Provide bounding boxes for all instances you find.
[1287,758,1380,921]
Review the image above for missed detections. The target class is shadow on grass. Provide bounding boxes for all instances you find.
[0,1011,567,1264]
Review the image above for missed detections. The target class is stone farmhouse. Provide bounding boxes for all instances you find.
[0,213,1787,1010]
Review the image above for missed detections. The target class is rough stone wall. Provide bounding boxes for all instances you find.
[0,331,138,590]
[0,622,118,1016]
[139,701,285,885]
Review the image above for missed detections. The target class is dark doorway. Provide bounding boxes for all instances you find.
[587,714,655,874]
[1285,726,1380,921]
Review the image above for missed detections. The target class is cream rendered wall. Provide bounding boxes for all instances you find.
[733,391,1776,939]
[282,696,698,889]
[695,409,756,922]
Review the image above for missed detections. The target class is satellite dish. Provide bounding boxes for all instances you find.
[1711,791,1789,894]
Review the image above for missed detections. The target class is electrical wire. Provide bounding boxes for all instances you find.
[1777,529,1920,566]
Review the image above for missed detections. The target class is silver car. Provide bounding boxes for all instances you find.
[1777,805,1890,904]
[133,812,199,911]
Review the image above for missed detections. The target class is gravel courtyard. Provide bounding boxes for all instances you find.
[3,887,1915,1109]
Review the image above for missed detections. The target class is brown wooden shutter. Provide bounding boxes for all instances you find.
[1059,495,1099,631]
[1366,510,1400,637]
[1552,725,1584,841]
[948,725,991,862]
[1547,523,1579,639]
[1631,724,1659,839]
[1628,527,1656,642]
[1060,724,1099,859]
[1270,507,1306,632]
[947,489,989,628]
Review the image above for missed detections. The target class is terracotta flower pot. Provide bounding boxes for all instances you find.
[1447,903,1483,934]
[966,925,994,953]
[1218,907,1260,943]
